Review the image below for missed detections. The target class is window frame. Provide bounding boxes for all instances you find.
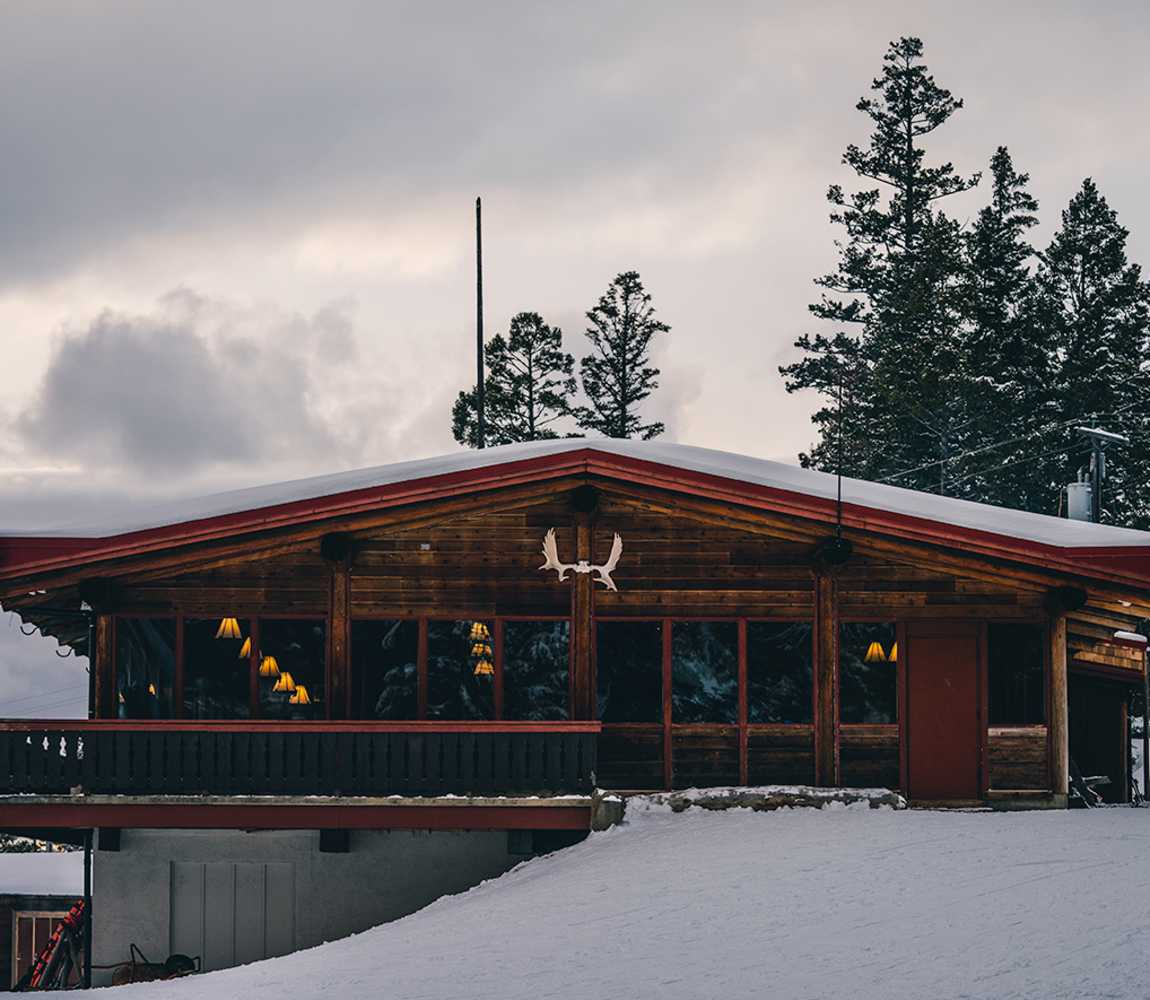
[595,616,816,788]
[350,614,573,721]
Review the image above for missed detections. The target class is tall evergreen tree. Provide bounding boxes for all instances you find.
[1031,179,1150,525]
[781,36,979,491]
[453,311,576,447]
[575,271,668,439]
[954,147,1054,509]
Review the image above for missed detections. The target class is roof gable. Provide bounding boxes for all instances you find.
[1,440,1149,588]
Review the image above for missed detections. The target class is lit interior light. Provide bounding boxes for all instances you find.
[215,617,242,640]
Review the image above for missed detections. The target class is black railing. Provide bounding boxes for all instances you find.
[0,721,599,797]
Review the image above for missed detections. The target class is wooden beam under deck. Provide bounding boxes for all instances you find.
[0,795,595,831]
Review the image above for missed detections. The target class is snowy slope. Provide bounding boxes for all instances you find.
[87,803,1150,1000]
[0,850,82,896]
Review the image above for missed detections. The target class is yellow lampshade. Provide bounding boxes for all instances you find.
[469,622,490,641]
[239,637,252,659]
[258,654,281,678]
[473,658,494,677]
[289,684,311,705]
[864,641,887,664]
[272,671,296,694]
[215,617,242,640]
[887,641,898,663]
[147,682,157,696]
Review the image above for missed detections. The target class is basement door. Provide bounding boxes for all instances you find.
[904,622,982,801]
[170,862,295,972]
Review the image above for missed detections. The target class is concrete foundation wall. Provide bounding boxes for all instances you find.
[91,828,519,982]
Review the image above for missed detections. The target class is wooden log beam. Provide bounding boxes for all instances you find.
[814,572,838,787]
[571,514,594,720]
[1049,614,1070,803]
[94,614,115,719]
[328,557,351,720]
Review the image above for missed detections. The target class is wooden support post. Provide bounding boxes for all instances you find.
[814,573,839,787]
[94,614,115,719]
[571,515,594,720]
[328,558,351,720]
[1049,613,1069,804]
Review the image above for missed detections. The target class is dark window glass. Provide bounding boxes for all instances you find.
[427,620,494,720]
[116,618,176,719]
[988,623,1045,724]
[352,619,419,719]
[672,621,738,724]
[839,622,898,723]
[596,621,663,723]
[258,620,326,720]
[184,617,251,719]
[504,621,570,720]
[747,622,813,724]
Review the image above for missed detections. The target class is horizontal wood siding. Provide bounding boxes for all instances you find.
[840,725,900,789]
[596,725,664,790]
[1068,610,1146,681]
[988,725,1049,790]
[671,725,739,789]
[0,724,597,797]
[747,725,815,786]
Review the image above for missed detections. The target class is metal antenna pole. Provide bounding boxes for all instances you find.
[475,197,485,449]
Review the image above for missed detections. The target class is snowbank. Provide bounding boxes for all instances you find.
[73,805,1150,999]
[0,850,82,896]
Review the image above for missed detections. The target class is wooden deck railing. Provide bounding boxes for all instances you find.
[0,720,600,797]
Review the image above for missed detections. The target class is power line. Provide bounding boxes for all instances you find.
[0,682,84,709]
[948,441,1093,489]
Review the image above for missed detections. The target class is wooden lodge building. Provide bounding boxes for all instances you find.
[0,439,1147,976]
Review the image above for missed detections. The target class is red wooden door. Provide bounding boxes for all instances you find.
[905,623,982,801]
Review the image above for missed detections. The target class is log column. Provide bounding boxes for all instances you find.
[94,613,115,719]
[1049,613,1069,804]
[328,557,352,719]
[571,514,595,720]
[814,572,839,787]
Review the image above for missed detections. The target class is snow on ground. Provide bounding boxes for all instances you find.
[79,804,1150,1000]
[0,849,82,895]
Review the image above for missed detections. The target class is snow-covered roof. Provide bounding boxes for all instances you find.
[0,850,82,896]
[13,438,1150,550]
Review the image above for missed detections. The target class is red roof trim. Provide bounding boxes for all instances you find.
[1,447,1148,588]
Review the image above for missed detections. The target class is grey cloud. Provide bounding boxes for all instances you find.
[16,291,364,478]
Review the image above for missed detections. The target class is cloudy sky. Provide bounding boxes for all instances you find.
[2,0,1149,713]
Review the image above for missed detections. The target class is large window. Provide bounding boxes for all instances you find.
[184,617,251,719]
[352,619,419,719]
[116,617,176,719]
[596,621,663,723]
[988,623,1045,724]
[504,620,570,721]
[747,622,813,724]
[672,621,738,724]
[839,622,898,724]
[427,619,495,720]
[258,619,326,720]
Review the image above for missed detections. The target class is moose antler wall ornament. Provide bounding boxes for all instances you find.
[539,528,623,592]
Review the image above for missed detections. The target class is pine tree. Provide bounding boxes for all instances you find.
[955,147,1054,509]
[780,37,979,491]
[575,271,668,439]
[453,312,576,447]
[1031,179,1150,525]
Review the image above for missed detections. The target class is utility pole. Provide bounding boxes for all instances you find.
[475,196,485,449]
[1076,427,1129,522]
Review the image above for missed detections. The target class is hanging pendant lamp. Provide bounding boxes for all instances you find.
[215,617,242,640]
